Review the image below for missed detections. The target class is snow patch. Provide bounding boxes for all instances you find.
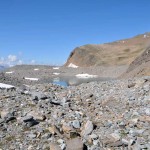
[53,73,60,75]
[53,67,59,70]
[68,63,78,68]
[34,68,39,71]
[24,77,39,81]
[0,83,15,89]
[5,71,14,74]
[76,74,97,78]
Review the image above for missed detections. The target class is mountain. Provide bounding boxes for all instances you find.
[65,32,150,67]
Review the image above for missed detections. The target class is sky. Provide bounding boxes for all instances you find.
[0,0,150,66]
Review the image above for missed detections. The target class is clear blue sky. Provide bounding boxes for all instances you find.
[0,0,150,66]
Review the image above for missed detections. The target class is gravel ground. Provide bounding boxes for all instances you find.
[0,65,150,149]
[0,65,128,86]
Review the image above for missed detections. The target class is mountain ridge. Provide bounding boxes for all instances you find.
[65,32,150,67]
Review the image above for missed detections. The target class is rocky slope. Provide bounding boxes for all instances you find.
[65,32,150,67]
[0,77,150,149]
[121,46,150,78]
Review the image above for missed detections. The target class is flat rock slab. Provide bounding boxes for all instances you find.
[66,138,83,150]
[81,120,93,136]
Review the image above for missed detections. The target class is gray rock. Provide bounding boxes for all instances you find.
[81,120,93,136]
[57,139,64,144]
[25,120,39,127]
[108,140,124,147]
[93,139,99,146]
[27,133,37,139]
[122,139,129,145]
[129,129,145,136]
[72,120,81,129]
[41,133,52,139]
[0,134,6,138]
[110,132,121,141]
[60,143,66,150]
[145,108,150,115]
[66,138,83,150]
[90,134,99,140]
[22,115,33,122]
[90,145,101,150]
[0,119,5,124]
[4,112,16,123]
[31,91,47,100]
[50,99,62,105]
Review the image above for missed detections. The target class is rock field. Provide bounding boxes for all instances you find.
[0,71,150,149]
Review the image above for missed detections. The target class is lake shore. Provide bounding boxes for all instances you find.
[0,65,128,86]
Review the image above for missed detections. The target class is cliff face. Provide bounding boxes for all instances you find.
[66,45,101,67]
[65,33,150,67]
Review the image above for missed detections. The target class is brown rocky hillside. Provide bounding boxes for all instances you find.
[121,46,150,78]
[65,32,150,67]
